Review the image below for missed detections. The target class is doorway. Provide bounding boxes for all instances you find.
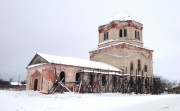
[34,79,38,91]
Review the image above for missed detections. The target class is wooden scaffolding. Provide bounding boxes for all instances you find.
[49,68,161,95]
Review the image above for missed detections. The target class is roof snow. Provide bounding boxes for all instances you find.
[29,53,121,72]
[105,12,139,24]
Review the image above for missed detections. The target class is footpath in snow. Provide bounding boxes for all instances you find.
[0,90,180,111]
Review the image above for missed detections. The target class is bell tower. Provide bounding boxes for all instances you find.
[90,13,153,76]
[98,13,143,48]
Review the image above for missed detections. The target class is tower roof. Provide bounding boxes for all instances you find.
[106,13,138,23]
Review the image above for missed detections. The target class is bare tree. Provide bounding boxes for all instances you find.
[178,82,180,87]
[21,80,26,85]
[159,76,178,93]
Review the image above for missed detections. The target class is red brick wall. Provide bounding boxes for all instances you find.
[31,70,41,91]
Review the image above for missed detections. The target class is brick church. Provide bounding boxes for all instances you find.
[26,13,154,93]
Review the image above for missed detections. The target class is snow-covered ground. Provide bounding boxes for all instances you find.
[0,90,180,111]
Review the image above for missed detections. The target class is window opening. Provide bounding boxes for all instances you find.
[138,59,141,73]
[89,73,94,86]
[59,71,65,83]
[112,76,117,87]
[137,32,140,40]
[119,29,123,37]
[76,73,81,85]
[135,31,137,39]
[124,29,127,37]
[144,65,147,72]
[102,75,106,86]
[130,62,134,74]
[104,32,108,40]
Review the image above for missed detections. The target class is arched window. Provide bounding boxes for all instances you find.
[59,71,65,83]
[124,29,127,37]
[104,33,106,40]
[119,29,123,37]
[104,32,108,40]
[102,75,106,86]
[130,62,133,74]
[89,73,94,86]
[106,32,108,39]
[76,73,81,85]
[135,31,137,39]
[130,63,133,71]
[137,32,140,40]
[144,65,147,72]
[138,59,141,72]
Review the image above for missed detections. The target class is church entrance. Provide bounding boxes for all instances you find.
[34,79,38,91]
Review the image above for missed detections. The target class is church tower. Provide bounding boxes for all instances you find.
[89,13,153,76]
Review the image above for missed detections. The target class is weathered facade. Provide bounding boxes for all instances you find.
[89,15,153,77]
[27,14,160,94]
[26,53,122,93]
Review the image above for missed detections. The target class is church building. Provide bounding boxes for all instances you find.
[26,13,155,94]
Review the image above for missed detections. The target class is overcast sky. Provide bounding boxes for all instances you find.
[0,0,180,82]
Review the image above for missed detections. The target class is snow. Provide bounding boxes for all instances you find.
[30,53,121,72]
[82,69,128,76]
[106,12,138,24]
[10,82,22,85]
[98,39,114,45]
[96,41,152,52]
[27,63,46,69]
[0,90,180,111]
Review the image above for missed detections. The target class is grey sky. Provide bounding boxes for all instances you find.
[0,0,180,82]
